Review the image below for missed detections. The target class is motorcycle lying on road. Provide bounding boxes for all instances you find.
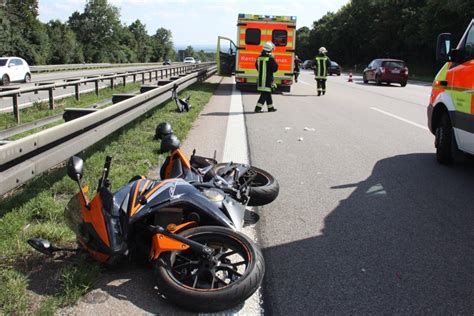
[27,155,264,312]
[155,122,280,207]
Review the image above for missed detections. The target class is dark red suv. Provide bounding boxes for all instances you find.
[363,59,408,87]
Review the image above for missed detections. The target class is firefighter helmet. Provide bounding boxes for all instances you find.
[319,47,328,54]
[263,41,275,52]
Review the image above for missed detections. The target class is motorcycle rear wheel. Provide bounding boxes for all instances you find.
[153,226,264,312]
[206,164,279,206]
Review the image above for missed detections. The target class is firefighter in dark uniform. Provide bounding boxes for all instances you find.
[294,55,302,82]
[255,41,278,113]
[314,47,331,96]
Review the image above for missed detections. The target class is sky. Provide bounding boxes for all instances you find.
[38,0,349,47]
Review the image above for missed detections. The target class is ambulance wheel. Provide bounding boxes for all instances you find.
[435,113,455,164]
[363,75,368,84]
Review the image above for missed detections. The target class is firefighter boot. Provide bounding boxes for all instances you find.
[254,103,263,113]
[268,105,277,112]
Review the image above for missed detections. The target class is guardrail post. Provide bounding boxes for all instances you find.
[122,75,126,87]
[48,88,54,109]
[95,80,99,96]
[12,93,20,123]
[141,73,145,84]
[149,72,152,82]
[74,84,80,101]
[155,70,158,80]
[110,78,114,90]
[133,74,136,83]
[161,69,163,79]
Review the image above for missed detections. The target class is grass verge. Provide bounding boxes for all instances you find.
[0,82,142,131]
[0,80,219,314]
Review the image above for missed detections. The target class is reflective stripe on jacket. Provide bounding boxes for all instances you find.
[314,55,330,79]
[256,54,278,92]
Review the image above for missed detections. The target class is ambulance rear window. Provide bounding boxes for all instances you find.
[272,30,287,46]
[245,28,261,45]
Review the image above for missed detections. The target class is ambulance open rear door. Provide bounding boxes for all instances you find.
[217,36,237,76]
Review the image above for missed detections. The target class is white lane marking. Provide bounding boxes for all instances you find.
[223,83,249,163]
[299,79,314,87]
[371,107,429,130]
[221,81,264,315]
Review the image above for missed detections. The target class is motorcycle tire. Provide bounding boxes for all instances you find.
[153,226,264,312]
[206,164,279,206]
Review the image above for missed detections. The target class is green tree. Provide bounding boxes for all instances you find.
[68,0,122,62]
[129,19,152,62]
[151,28,174,61]
[46,20,83,64]
[295,26,311,60]
[184,46,195,58]
[1,0,49,64]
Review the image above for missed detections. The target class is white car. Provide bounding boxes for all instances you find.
[0,57,31,85]
[183,57,196,64]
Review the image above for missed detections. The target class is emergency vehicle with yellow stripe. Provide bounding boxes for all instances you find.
[428,19,474,164]
[217,13,297,92]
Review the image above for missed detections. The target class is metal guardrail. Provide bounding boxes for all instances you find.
[29,62,179,73]
[0,63,214,123]
[0,65,216,196]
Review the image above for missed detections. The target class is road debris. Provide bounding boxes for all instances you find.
[297,137,303,142]
[304,127,315,131]
[276,139,283,143]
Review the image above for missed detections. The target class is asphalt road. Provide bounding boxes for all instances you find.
[243,70,474,314]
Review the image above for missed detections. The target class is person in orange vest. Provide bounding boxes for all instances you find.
[254,41,279,113]
[314,47,331,96]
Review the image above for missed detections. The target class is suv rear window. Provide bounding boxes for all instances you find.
[383,61,405,69]
[245,28,260,45]
[272,30,287,46]
[0,59,7,66]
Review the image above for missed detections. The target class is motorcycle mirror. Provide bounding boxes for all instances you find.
[67,156,84,181]
[27,238,57,256]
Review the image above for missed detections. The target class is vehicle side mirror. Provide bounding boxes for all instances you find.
[450,49,464,64]
[67,156,84,181]
[436,33,451,62]
[27,238,57,256]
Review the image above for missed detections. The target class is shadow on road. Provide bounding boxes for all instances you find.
[262,153,474,314]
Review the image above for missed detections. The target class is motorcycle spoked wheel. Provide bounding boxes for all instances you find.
[206,164,280,206]
[153,226,264,312]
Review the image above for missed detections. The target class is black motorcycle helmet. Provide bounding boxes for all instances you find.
[160,134,181,153]
[154,122,173,140]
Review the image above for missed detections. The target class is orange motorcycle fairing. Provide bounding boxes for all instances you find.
[150,233,190,260]
[79,192,110,248]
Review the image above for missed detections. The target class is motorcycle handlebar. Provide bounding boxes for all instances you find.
[97,156,113,191]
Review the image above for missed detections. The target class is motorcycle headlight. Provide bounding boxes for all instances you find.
[202,188,225,202]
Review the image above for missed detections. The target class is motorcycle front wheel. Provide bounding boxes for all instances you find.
[153,226,264,312]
